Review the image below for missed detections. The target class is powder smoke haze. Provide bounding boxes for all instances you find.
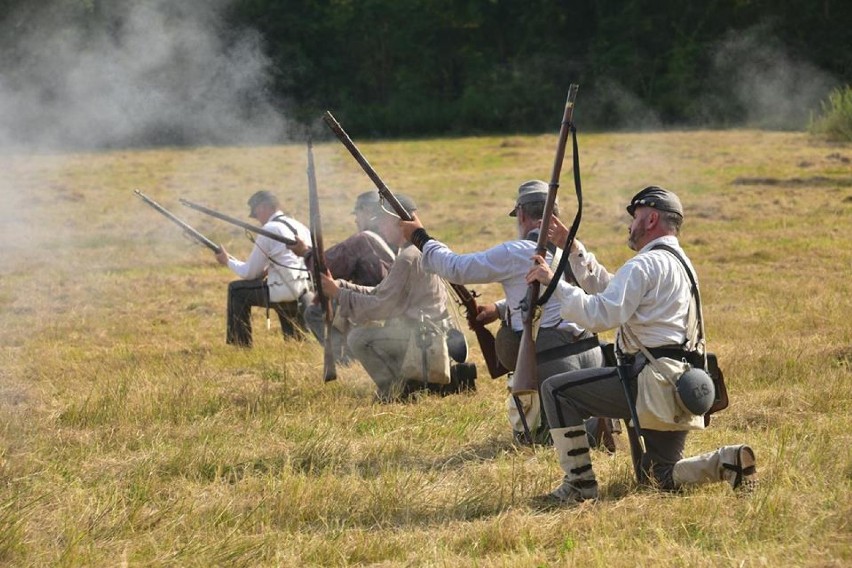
[0,3,841,150]
[585,25,838,131]
[712,26,838,129]
[0,0,288,151]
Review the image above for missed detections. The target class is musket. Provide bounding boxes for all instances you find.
[179,199,297,246]
[134,190,222,253]
[306,139,337,382]
[323,111,504,377]
[322,111,411,222]
[446,283,509,379]
[511,84,579,395]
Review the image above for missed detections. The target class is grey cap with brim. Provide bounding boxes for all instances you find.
[247,190,278,218]
[353,191,380,213]
[509,179,551,217]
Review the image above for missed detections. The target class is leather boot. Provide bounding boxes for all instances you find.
[531,425,598,509]
[673,444,758,491]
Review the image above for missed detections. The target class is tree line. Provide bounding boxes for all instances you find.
[227,0,851,135]
[2,0,850,141]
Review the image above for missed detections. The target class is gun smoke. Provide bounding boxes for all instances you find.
[581,24,838,132]
[0,0,288,151]
[711,25,838,129]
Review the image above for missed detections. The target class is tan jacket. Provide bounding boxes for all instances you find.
[336,244,447,324]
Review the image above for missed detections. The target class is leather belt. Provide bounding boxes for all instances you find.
[537,336,600,364]
[644,346,703,367]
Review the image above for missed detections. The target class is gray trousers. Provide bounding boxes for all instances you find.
[347,321,414,400]
[495,326,604,440]
[540,363,687,489]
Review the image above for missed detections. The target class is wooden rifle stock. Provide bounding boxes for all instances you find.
[511,84,580,395]
[134,190,222,253]
[179,199,297,246]
[447,283,508,379]
[306,140,337,382]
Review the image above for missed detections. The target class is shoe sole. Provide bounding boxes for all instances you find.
[735,445,758,490]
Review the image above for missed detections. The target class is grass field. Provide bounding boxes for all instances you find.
[1,129,850,566]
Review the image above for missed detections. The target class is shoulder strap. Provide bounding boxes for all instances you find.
[256,215,310,274]
[270,214,299,239]
[362,230,396,260]
[652,244,698,295]
[651,244,707,366]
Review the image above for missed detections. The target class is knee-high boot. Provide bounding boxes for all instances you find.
[533,425,598,507]
[672,445,758,490]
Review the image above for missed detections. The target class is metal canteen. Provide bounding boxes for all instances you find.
[446,328,468,363]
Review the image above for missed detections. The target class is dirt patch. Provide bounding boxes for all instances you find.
[731,176,852,187]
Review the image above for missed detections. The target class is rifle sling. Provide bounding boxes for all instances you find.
[271,215,300,239]
[538,123,582,305]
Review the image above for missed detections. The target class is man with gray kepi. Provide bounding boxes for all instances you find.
[290,192,396,364]
[319,194,450,402]
[401,180,613,446]
[215,190,312,346]
[525,185,757,507]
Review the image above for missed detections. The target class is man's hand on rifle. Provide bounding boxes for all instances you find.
[526,254,555,286]
[399,213,424,243]
[319,272,340,299]
[475,303,500,325]
[288,237,311,258]
[547,216,578,252]
[215,247,230,266]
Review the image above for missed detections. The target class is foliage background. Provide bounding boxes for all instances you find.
[1,0,851,148]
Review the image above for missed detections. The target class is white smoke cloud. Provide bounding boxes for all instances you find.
[0,0,288,151]
[711,25,838,130]
[586,78,663,131]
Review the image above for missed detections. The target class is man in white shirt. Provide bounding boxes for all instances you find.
[526,186,757,507]
[401,180,608,445]
[215,190,312,347]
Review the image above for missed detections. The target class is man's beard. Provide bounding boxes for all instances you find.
[627,224,645,251]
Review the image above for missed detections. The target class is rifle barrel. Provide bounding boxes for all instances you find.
[322,111,411,222]
[306,138,337,382]
[134,190,221,253]
[179,199,296,245]
[511,84,580,395]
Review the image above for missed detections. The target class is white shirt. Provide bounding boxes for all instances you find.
[421,238,583,334]
[557,235,695,353]
[227,211,312,302]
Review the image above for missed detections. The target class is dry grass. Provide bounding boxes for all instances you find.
[0,130,850,566]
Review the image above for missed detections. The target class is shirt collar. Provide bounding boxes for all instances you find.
[639,234,680,253]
